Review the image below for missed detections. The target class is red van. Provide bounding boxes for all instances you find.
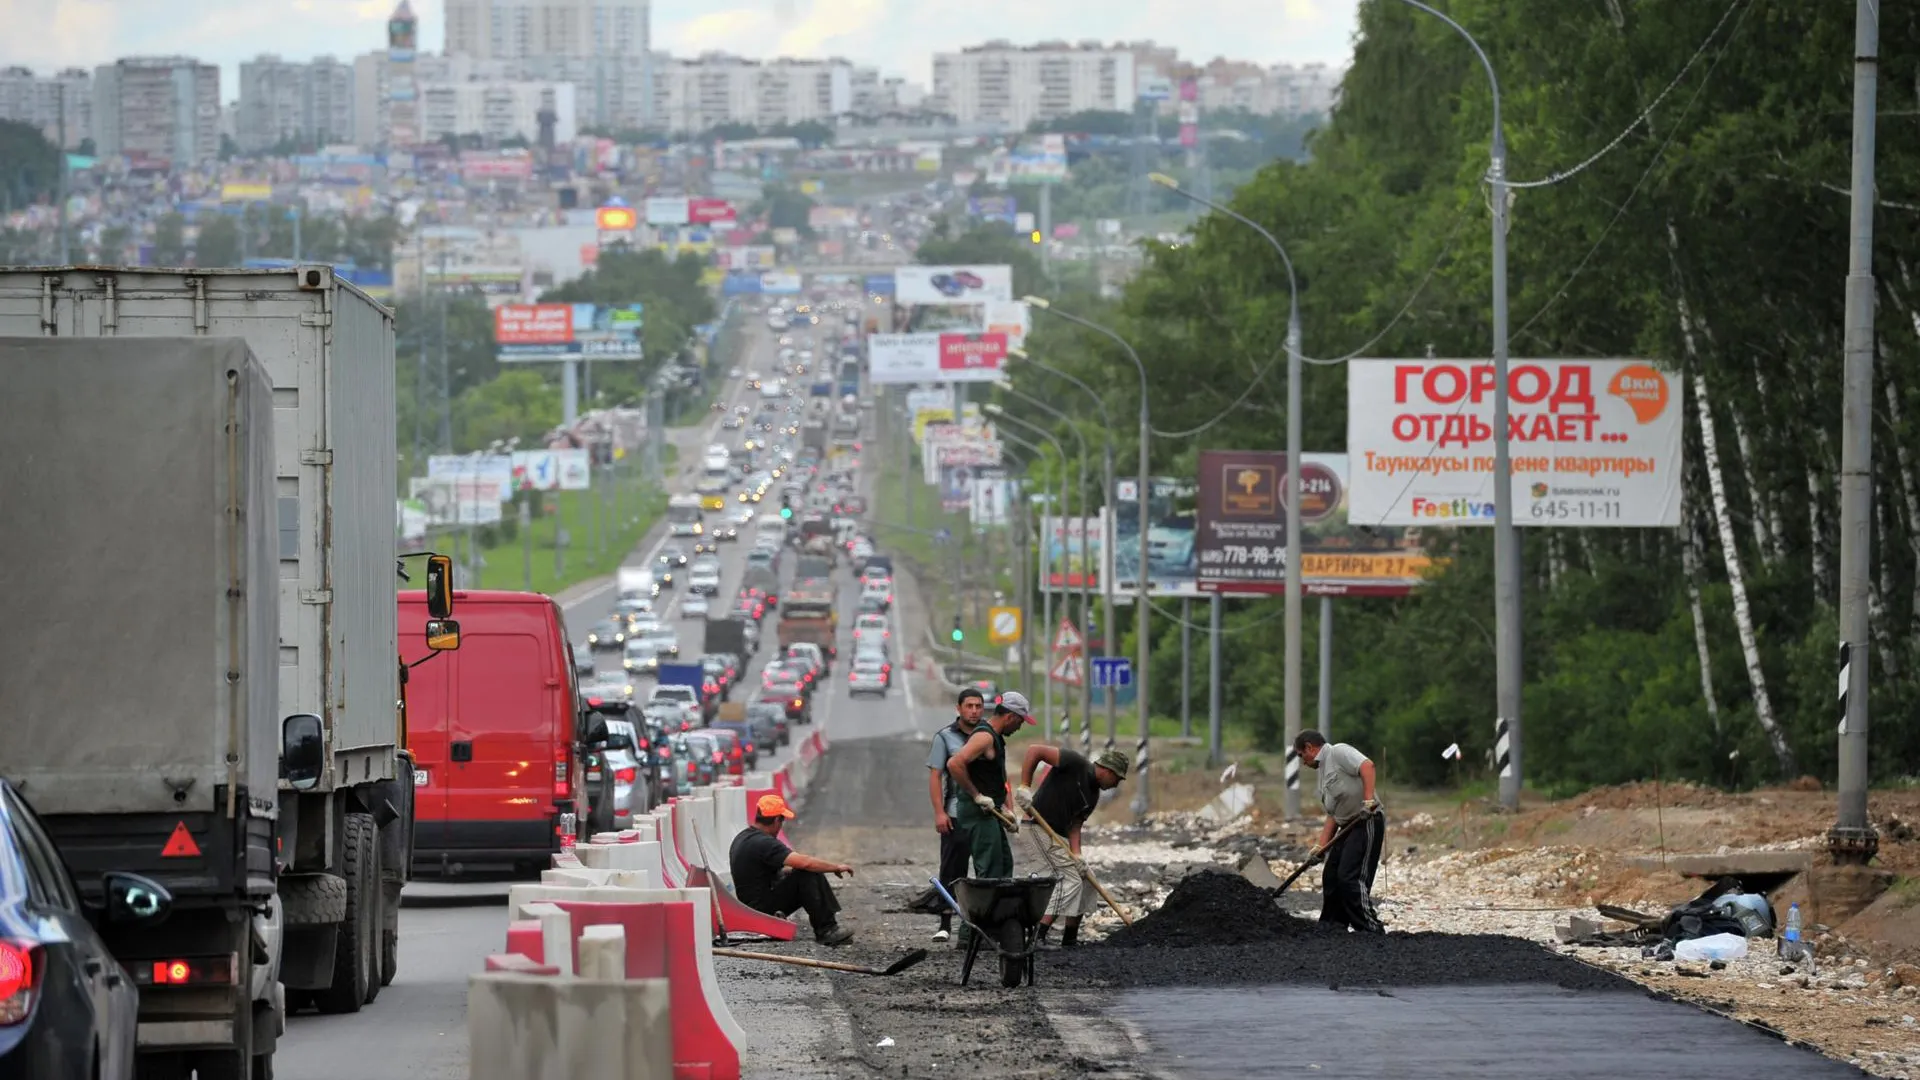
[399,589,585,874]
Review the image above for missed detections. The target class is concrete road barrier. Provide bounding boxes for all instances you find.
[468,970,672,1080]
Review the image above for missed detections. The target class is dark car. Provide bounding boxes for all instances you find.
[745,701,791,748]
[678,731,725,787]
[758,686,811,726]
[585,616,628,651]
[657,545,689,569]
[706,725,754,776]
[572,643,596,679]
[0,780,172,1080]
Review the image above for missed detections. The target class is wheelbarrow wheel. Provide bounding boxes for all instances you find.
[997,918,1025,989]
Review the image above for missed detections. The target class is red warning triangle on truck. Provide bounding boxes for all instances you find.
[160,822,201,858]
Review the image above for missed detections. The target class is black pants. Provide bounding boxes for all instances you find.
[1320,811,1385,933]
[936,825,971,921]
[755,868,842,933]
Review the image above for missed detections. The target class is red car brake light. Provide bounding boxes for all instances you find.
[0,940,38,1024]
[614,767,637,784]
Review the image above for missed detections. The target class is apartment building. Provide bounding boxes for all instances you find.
[92,56,220,164]
[236,55,355,152]
[0,66,92,149]
[445,0,650,62]
[654,54,860,133]
[419,79,577,144]
[931,41,1136,130]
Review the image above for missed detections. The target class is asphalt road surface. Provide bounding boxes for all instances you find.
[276,306,923,1080]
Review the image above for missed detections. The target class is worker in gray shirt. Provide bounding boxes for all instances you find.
[919,687,985,942]
[1296,729,1385,933]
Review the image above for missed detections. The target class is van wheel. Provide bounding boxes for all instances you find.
[314,813,376,1014]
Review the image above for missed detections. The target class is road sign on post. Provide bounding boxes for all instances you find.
[1091,656,1133,689]
[988,606,1022,645]
[1049,652,1085,686]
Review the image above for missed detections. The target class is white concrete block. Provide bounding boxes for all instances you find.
[468,973,672,1080]
[577,925,626,980]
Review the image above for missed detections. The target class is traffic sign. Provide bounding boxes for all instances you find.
[1091,656,1133,689]
[987,606,1022,645]
[1052,619,1083,653]
[1049,652,1085,686]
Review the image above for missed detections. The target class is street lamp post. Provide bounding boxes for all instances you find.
[991,426,1063,741]
[1008,346,1116,759]
[1394,0,1522,809]
[1149,172,1308,817]
[987,397,1092,743]
[1023,297,1154,816]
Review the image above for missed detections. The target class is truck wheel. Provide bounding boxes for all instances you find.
[313,813,376,1014]
[382,928,399,988]
[362,829,386,1005]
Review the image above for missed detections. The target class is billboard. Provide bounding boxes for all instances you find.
[808,206,860,230]
[1040,514,1105,591]
[893,265,1014,305]
[512,449,592,491]
[421,454,512,524]
[1195,451,1432,597]
[760,271,802,295]
[716,245,776,270]
[968,196,1019,225]
[970,470,1016,525]
[722,272,763,295]
[1345,359,1684,528]
[645,196,688,225]
[494,303,645,361]
[689,198,736,224]
[983,300,1029,350]
[864,274,895,296]
[867,332,1008,383]
[1110,477,1201,599]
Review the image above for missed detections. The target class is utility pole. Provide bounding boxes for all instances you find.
[437,248,452,454]
[55,94,69,264]
[1833,0,1881,863]
[1318,596,1334,738]
[1179,597,1191,738]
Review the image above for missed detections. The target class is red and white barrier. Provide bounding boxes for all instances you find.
[470,924,674,1080]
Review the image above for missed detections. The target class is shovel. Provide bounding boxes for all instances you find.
[1272,817,1363,899]
[998,806,1133,927]
[713,946,930,977]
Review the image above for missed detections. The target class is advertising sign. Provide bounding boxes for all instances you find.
[422,454,511,524]
[867,332,1008,383]
[759,271,802,295]
[722,273,763,296]
[644,196,689,225]
[893,265,1014,305]
[494,303,644,361]
[864,274,896,296]
[1195,451,1432,597]
[688,198,736,224]
[1110,477,1201,599]
[807,206,860,230]
[983,300,1029,350]
[921,425,1001,483]
[716,245,776,270]
[968,196,1018,224]
[1010,135,1069,184]
[1345,359,1684,528]
[1039,513,1105,592]
[970,469,1015,525]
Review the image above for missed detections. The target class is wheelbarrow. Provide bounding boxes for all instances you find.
[931,875,1059,988]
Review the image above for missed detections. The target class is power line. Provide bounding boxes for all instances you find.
[1506,0,1751,190]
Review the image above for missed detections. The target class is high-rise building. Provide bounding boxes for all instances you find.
[0,66,92,149]
[932,41,1136,130]
[385,0,422,146]
[236,55,354,152]
[92,56,220,164]
[443,0,653,129]
[419,79,576,144]
[654,53,863,133]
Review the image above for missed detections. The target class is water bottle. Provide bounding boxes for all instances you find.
[1778,902,1804,959]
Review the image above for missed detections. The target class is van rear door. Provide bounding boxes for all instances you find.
[445,602,561,856]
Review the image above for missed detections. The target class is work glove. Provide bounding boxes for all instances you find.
[1013,785,1035,811]
[1363,798,1381,815]
[972,793,996,814]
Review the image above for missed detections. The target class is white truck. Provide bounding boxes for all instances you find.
[0,266,451,1040]
[666,493,706,537]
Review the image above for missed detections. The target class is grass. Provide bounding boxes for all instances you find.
[468,461,668,595]
[870,448,1017,665]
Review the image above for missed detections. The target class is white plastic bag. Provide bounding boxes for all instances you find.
[1673,932,1749,962]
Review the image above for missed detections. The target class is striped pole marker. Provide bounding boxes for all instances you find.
[1283,748,1301,792]
[1079,711,1092,755]
[1134,737,1149,779]
[1837,641,1852,735]
[1494,717,1513,779]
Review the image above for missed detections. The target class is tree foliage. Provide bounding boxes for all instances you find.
[994,0,1920,791]
[0,120,60,211]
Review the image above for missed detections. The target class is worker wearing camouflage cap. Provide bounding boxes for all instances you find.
[1014,744,1130,948]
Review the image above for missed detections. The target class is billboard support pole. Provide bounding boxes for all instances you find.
[1208,593,1223,767]
[521,498,533,591]
[1180,598,1192,738]
[1041,504,1054,742]
[1283,301,1304,820]
[1318,595,1333,739]
[562,359,580,428]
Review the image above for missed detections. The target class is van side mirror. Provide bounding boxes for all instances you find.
[425,553,455,619]
[426,619,461,651]
[100,872,172,926]
[282,713,325,790]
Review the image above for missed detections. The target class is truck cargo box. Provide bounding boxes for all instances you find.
[0,266,401,788]
[0,337,279,819]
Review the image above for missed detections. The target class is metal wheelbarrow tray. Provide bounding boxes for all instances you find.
[953,875,1059,988]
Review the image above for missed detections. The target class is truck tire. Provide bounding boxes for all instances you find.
[381,927,398,989]
[362,830,386,1005]
[278,874,348,926]
[313,812,376,1014]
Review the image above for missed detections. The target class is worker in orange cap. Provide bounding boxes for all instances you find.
[728,793,855,946]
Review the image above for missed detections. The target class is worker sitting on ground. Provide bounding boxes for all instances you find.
[1014,744,1129,948]
[1296,729,1385,933]
[728,793,856,946]
[945,691,1034,941]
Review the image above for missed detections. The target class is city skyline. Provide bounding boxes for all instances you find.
[0,0,1360,94]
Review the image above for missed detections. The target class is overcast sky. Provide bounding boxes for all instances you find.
[0,0,1359,90]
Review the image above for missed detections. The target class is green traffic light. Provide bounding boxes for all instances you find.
[780,507,793,519]
[951,628,964,642]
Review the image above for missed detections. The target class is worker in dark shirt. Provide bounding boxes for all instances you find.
[728,793,855,946]
[1015,745,1129,947]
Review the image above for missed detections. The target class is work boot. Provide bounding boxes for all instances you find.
[932,928,951,943]
[1034,923,1055,950]
[815,924,855,947]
